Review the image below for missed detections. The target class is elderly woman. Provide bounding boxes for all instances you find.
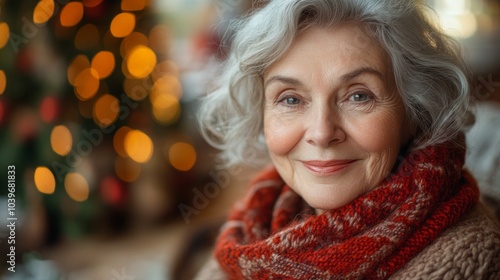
[196,0,500,279]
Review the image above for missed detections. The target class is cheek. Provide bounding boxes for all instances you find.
[351,111,404,166]
[264,114,302,156]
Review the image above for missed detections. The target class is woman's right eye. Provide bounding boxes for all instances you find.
[279,96,301,106]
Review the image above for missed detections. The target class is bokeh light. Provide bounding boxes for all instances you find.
[151,93,180,125]
[113,126,132,157]
[75,24,99,50]
[151,74,182,99]
[115,156,141,182]
[50,125,73,156]
[74,68,100,100]
[100,176,124,205]
[148,24,171,55]
[91,51,115,79]
[151,60,180,81]
[124,78,148,101]
[120,32,148,58]
[60,2,84,27]
[0,70,6,95]
[67,55,90,86]
[124,130,154,163]
[34,167,56,195]
[93,94,119,127]
[110,12,136,38]
[33,0,55,24]
[126,45,157,79]
[40,97,60,123]
[168,142,196,171]
[121,0,147,11]
[64,173,90,202]
[0,22,9,49]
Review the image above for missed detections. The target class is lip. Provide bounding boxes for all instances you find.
[301,159,356,175]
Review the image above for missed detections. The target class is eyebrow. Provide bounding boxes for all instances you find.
[264,66,385,89]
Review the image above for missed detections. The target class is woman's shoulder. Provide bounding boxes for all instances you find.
[392,204,500,279]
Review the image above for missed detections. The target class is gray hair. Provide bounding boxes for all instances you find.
[198,0,474,167]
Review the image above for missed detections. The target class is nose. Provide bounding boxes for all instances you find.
[305,105,345,147]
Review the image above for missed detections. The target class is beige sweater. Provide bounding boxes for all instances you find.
[195,205,500,279]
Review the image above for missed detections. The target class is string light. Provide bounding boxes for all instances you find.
[124,78,149,101]
[126,45,157,79]
[74,68,100,100]
[124,130,154,163]
[40,97,60,123]
[115,156,141,182]
[64,173,90,202]
[60,2,84,27]
[168,142,197,171]
[0,22,9,49]
[120,32,148,58]
[67,55,90,86]
[91,51,115,79]
[113,126,132,157]
[93,94,119,127]
[151,93,180,125]
[75,24,100,51]
[110,12,136,38]
[34,167,56,195]
[0,70,6,95]
[50,125,72,156]
[33,0,55,24]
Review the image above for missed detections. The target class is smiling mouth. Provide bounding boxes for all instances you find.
[302,160,356,175]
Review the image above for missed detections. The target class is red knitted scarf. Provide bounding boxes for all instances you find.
[214,141,479,279]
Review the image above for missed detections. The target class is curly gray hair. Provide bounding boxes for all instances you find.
[198,0,474,167]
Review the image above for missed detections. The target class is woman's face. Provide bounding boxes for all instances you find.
[263,24,409,213]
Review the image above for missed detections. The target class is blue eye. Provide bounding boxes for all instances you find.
[285,97,301,105]
[350,93,370,102]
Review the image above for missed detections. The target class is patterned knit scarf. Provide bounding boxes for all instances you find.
[214,141,479,279]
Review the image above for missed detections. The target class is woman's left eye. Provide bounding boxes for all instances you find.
[349,92,371,102]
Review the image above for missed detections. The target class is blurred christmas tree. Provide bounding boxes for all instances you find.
[0,0,208,261]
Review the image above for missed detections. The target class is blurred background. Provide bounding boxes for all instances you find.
[0,0,498,279]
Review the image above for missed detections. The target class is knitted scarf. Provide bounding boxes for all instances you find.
[214,141,479,279]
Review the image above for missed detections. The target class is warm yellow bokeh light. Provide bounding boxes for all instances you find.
[64,173,90,202]
[151,94,180,125]
[0,22,10,49]
[148,24,171,54]
[115,156,141,182]
[33,0,55,24]
[91,51,115,79]
[0,70,6,95]
[82,0,103,7]
[151,60,180,81]
[50,125,73,156]
[74,68,100,100]
[124,130,154,163]
[120,32,148,58]
[67,55,90,86]
[93,94,119,127]
[126,45,157,79]
[124,78,148,101]
[75,24,99,50]
[113,126,132,158]
[110,12,136,38]
[151,74,182,99]
[34,167,56,195]
[169,142,197,171]
[121,0,147,11]
[60,2,84,27]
